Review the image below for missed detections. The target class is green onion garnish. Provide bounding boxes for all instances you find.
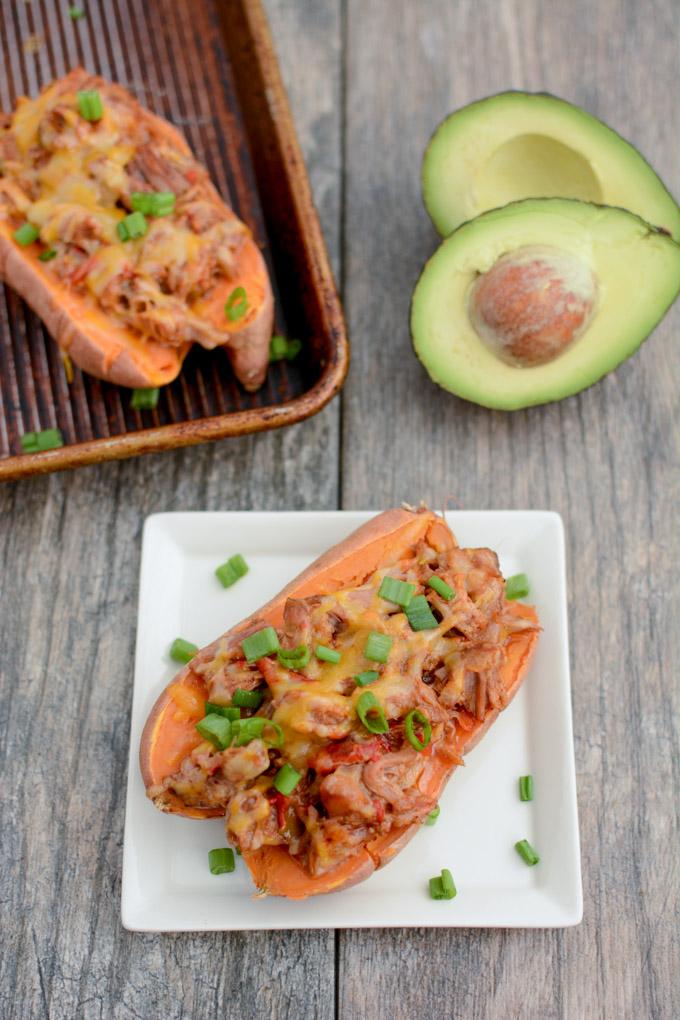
[269,336,302,362]
[315,644,341,664]
[364,631,392,663]
[273,762,301,796]
[440,868,456,898]
[427,576,455,600]
[519,775,534,802]
[355,670,379,687]
[429,868,456,900]
[19,427,63,453]
[404,708,431,751]
[377,576,416,608]
[130,387,159,410]
[14,223,39,246]
[356,690,389,734]
[405,594,438,632]
[241,626,280,662]
[131,191,175,217]
[68,6,85,20]
[225,286,248,322]
[505,573,530,600]
[196,714,232,749]
[231,717,283,748]
[515,839,540,866]
[208,847,235,874]
[169,637,198,663]
[205,703,240,721]
[117,210,147,242]
[77,89,103,122]
[215,553,249,588]
[424,805,440,826]
[231,687,264,709]
[38,248,57,262]
[277,644,311,669]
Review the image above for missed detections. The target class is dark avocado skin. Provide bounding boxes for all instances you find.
[409,197,680,410]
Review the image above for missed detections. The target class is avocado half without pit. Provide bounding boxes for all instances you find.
[423,92,680,241]
[410,198,680,410]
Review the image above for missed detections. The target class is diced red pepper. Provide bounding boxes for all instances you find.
[268,789,289,831]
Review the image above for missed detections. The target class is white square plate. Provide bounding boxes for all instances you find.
[122,511,581,931]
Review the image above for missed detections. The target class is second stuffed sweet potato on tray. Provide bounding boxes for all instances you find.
[140,506,540,899]
[0,69,273,391]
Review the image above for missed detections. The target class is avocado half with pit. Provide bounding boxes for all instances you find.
[410,198,680,410]
[423,92,680,241]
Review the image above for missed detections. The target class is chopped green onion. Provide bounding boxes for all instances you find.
[273,762,301,796]
[231,716,283,748]
[440,868,456,898]
[131,191,175,217]
[77,89,103,122]
[68,6,85,20]
[130,387,159,410]
[364,631,392,663]
[19,428,63,453]
[116,210,147,242]
[169,637,198,663]
[515,839,540,866]
[519,775,534,802]
[208,848,235,874]
[505,573,530,600]
[14,223,39,246]
[356,691,389,734]
[196,714,232,750]
[404,708,431,751]
[424,805,440,826]
[205,703,240,721]
[277,644,311,669]
[429,868,456,900]
[241,626,280,662]
[231,687,264,709]
[405,594,438,632]
[225,286,248,322]
[315,644,341,664]
[215,553,249,588]
[378,576,415,608]
[269,335,302,362]
[38,248,57,262]
[355,670,379,687]
[235,847,242,856]
[427,576,455,600]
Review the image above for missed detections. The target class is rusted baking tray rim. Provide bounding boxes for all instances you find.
[0,0,348,482]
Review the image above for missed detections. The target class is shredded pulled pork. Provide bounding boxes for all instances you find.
[0,69,250,350]
[155,528,539,876]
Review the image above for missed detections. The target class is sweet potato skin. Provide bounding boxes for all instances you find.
[138,506,539,899]
[244,603,538,898]
[0,235,186,386]
[139,507,439,804]
[0,68,274,389]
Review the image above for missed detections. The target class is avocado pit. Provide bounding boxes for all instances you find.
[469,246,597,366]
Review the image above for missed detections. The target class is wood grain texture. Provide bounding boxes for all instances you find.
[0,1,341,1018]
[339,1,679,1019]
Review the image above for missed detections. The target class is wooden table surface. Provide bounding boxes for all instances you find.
[1,1,678,1017]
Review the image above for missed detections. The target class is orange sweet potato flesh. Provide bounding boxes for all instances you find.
[139,506,538,896]
[0,69,273,390]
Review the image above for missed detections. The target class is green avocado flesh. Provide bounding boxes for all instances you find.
[410,198,680,410]
[423,92,680,241]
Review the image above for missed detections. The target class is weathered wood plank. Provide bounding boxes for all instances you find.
[0,1,342,1018]
[339,1,679,1018]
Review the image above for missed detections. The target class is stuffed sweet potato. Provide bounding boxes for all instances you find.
[0,69,273,390]
[140,507,539,898]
